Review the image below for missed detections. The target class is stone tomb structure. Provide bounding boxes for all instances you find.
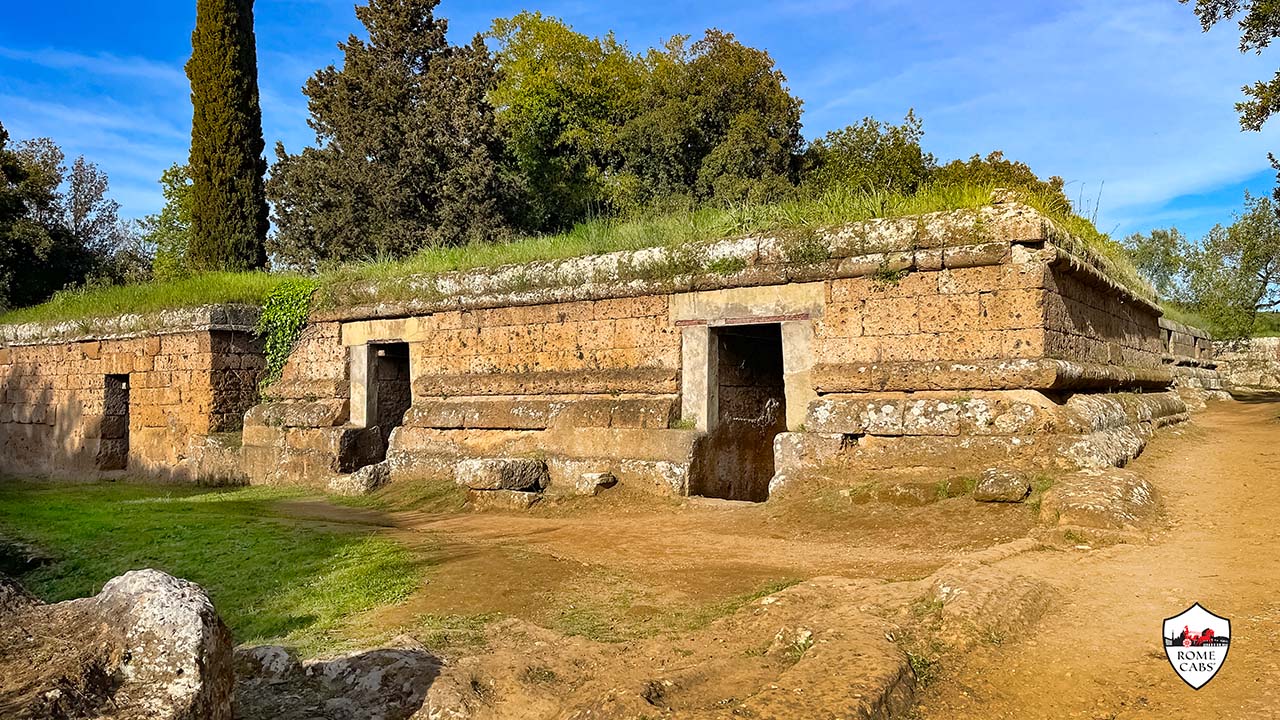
[0,306,264,483]
[241,200,1189,502]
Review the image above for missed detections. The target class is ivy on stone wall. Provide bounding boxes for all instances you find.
[256,277,316,391]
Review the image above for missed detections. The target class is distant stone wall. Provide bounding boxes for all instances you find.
[1156,318,1228,407]
[1216,336,1280,397]
[241,201,1192,501]
[0,306,263,483]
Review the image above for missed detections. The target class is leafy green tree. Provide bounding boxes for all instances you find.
[630,30,803,206]
[930,151,1070,208]
[140,164,194,281]
[1184,192,1280,337]
[9,139,97,304]
[489,17,803,225]
[0,130,140,309]
[186,0,268,271]
[1122,227,1188,299]
[489,11,644,227]
[269,0,511,266]
[1183,0,1280,132]
[801,111,934,195]
[0,122,30,308]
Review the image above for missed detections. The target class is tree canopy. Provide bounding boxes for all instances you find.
[931,151,1071,208]
[802,111,933,196]
[1123,227,1187,299]
[139,164,195,281]
[268,0,511,267]
[488,14,803,228]
[1126,193,1280,338]
[0,122,142,310]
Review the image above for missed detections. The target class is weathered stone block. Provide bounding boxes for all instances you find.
[1039,468,1157,529]
[454,457,549,491]
[863,297,919,336]
[328,462,391,496]
[973,468,1032,502]
[943,241,1009,268]
[467,488,541,510]
[245,399,349,429]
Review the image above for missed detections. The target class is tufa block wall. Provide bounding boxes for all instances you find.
[1216,336,1280,398]
[1156,317,1228,408]
[0,306,264,483]
[241,200,1193,500]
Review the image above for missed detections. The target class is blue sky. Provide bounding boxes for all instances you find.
[2,0,1279,239]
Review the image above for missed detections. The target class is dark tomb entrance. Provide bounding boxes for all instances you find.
[372,342,412,458]
[97,374,130,471]
[692,324,787,502]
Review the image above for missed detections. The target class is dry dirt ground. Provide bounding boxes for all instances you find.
[255,400,1280,718]
[914,399,1280,719]
[277,477,1036,649]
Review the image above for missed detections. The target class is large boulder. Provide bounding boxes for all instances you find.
[0,569,234,720]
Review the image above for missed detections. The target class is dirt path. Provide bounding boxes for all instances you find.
[916,400,1280,719]
[276,469,1034,648]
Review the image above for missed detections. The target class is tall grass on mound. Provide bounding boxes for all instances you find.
[0,272,288,326]
[0,181,1146,323]
[0,483,418,656]
[318,181,1148,308]
[1012,186,1155,303]
[315,183,1000,308]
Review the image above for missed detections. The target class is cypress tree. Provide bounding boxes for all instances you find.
[186,0,268,271]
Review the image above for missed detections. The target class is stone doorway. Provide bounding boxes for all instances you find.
[691,324,787,502]
[372,342,411,456]
[97,374,129,471]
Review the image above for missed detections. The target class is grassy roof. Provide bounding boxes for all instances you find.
[0,182,1144,328]
[0,272,288,327]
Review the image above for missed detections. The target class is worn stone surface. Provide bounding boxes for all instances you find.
[1039,468,1159,530]
[543,457,618,496]
[328,461,391,496]
[467,488,542,511]
[0,569,234,720]
[779,389,1187,489]
[236,638,440,720]
[916,561,1053,653]
[1217,337,1280,397]
[974,468,1032,503]
[454,457,548,491]
[0,573,37,616]
[245,399,349,429]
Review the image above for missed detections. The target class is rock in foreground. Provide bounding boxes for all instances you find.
[0,569,233,720]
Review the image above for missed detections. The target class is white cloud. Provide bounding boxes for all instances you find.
[0,46,187,88]
[795,0,1280,234]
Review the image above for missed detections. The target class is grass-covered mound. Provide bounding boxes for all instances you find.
[0,272,288,327]
[0,183,1142,327]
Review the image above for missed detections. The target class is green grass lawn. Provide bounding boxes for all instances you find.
[0,481,419,656]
